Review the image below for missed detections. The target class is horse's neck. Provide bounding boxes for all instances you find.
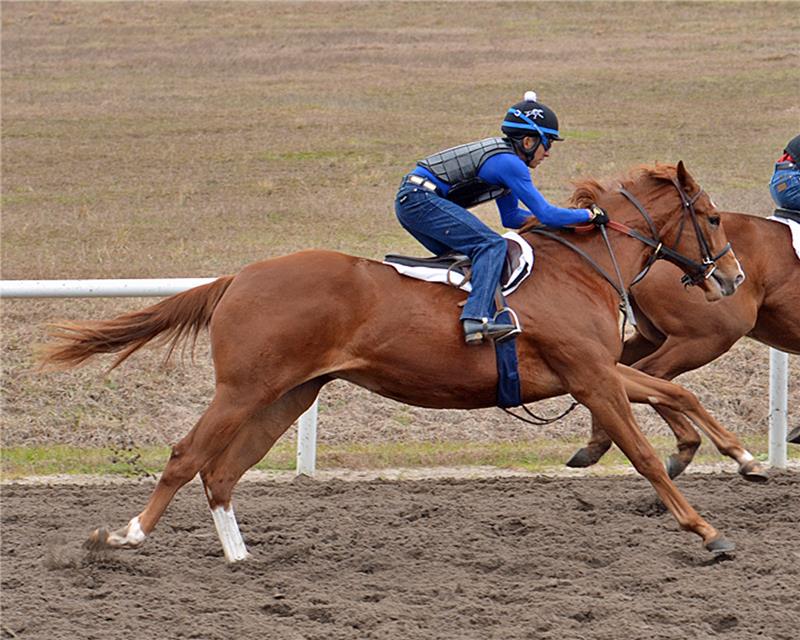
[538,221,661,295]
[609,194,676,286]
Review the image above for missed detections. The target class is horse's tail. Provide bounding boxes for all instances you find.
[39,276,236,371]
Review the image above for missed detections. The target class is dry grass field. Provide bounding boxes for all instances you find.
[2,2,798,470]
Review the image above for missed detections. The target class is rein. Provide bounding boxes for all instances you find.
[527,180,731,325]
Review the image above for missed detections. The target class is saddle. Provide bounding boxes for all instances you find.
[383,231,534,296]
[769,208,800,262]
[774,207,800,224]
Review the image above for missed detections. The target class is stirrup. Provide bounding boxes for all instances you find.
[493,306,522,342]
[463,318,517,345]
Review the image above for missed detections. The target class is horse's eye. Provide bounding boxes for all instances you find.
[709,216,720,227]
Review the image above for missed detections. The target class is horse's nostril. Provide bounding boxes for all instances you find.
[735,273,745,287]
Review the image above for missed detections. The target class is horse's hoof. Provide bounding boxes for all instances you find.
[739,460,769,483]
[705,535,735,556]
[665,454,687,479]
[565,448,596,468]
[84,527,110,551]
[787,425,800,445]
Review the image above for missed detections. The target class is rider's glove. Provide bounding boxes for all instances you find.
[588,204,610,226]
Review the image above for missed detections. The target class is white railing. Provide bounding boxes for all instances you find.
[0,278,218,298]
[769,349,789,468]
[1,278,793,475]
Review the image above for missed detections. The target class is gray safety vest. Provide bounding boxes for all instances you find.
[417,137,514,208]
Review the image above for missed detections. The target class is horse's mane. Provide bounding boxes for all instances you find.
[568,163,682,208]
[518,163,689,233]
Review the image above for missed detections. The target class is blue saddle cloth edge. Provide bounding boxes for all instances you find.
[494,308,522,408]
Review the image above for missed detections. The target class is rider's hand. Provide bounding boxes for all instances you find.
[588,204,610,226]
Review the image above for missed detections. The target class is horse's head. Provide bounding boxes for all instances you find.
[572,162,744,302]
[658,162,745,301]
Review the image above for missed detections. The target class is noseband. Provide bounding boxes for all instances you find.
[615,179,732,287]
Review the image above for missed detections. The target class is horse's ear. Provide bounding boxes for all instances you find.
[676,160,691,188]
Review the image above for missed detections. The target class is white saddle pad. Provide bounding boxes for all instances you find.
[383,231,534,296]
[767,216,800,261]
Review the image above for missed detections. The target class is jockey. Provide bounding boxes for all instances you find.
[770,134,800,211]
[395,91,609,345]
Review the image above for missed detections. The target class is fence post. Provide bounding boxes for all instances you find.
[296,399,319,476]
[768,348,788,469]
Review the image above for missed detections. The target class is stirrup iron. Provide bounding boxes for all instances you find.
[493,306,522,342]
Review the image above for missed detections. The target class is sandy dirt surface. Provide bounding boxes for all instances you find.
[2,472,799,640]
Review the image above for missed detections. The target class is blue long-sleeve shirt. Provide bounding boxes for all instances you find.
[412,152,591,229]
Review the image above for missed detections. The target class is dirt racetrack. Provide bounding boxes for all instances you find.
[2,472,798,640]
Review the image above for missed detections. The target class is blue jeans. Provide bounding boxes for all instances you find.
[395,178,506,321]
[770,166,800,210]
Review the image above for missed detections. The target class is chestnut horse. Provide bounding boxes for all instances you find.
[568,211,800,476]
[42,163,747,562]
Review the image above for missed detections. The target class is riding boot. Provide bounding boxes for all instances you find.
[462,318,518,345]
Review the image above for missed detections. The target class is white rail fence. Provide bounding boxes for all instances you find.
[1,278,793,473]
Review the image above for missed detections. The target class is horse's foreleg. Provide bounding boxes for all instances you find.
[199,380,324,562]
[85,384,264,552]
[566,400,703,476]
[572,367,733,554]
[569,333,748,473]
[567,330,663,469]
[617,365,767,482]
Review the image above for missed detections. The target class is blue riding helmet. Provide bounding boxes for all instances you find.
[501,90,563,151]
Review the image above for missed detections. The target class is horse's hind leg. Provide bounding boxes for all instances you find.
[569,365,732,553]
[617,365,767,481]
[199,380,323,562]
[85,383,266,552]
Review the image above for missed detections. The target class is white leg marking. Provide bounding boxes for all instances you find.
[106,516,147,548]
[740,451,754,464]
[211,505,250,563]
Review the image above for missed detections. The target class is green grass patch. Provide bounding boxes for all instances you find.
[2,435,795,481]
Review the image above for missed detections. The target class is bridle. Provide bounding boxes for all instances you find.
[613,178,732,288]
[527,179,733,311]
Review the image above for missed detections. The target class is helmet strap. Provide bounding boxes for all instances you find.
[510,136,541,165]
